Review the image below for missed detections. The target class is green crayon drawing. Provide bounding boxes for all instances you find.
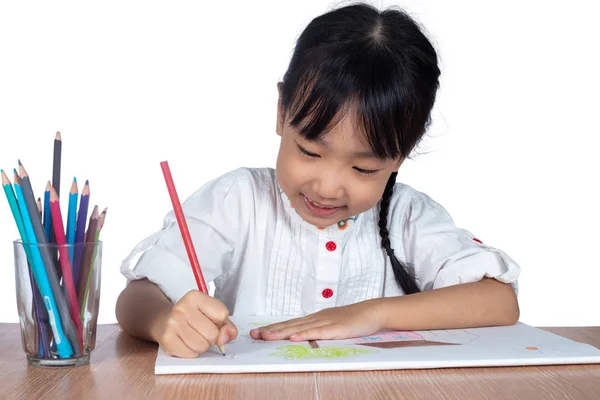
[270,345,375,360]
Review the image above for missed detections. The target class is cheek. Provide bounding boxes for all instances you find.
[347,179,387,212]
[276,144,310,190]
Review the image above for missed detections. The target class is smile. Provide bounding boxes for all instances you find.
[302,195,344,217]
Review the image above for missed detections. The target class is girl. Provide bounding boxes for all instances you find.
[117,3,520,358]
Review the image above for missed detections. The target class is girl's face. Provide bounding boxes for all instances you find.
[275,90,403,227]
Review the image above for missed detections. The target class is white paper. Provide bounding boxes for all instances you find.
[155,316,600,374]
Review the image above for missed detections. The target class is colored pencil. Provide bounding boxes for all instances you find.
[13,169,74,358]
[49,186,84,349]
[43,181,51,240]
[66,178,78,262]
[80,207,106,321]
[2,171,51,357]
[36,197,42,221]
[52,132,62,199]
[50,132,61,245]
[19,162,80,356]
[72,180,90,287]
[159,160,225,355]
[77,206,98,308]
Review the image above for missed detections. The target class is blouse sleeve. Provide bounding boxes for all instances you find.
[119,170,247,303]
[389,186,521,294]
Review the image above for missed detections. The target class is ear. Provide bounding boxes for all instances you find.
[276,82,284,137]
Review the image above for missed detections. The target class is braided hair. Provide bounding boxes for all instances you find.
[378,172,420,294]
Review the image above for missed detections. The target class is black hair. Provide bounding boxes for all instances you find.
[280,3,440,294]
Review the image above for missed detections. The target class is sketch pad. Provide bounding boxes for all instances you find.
[155,316,600,374]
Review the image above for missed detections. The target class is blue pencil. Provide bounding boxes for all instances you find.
[13,172,73,358]
[66,178,78,263]
[72,180,89,286]
[43,181,51,240]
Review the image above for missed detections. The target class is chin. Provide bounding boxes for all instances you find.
[296,207,347,227]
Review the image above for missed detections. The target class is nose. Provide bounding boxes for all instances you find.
[313,169,345,201]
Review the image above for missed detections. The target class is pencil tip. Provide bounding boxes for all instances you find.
[46,181,51,190]
[85,180,89,185]
[18,159,22,166]
[74,177,77,183]
[56,131,62,140]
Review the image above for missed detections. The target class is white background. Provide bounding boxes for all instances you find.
[1,1,598,326]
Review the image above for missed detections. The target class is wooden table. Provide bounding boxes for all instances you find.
[1,324,599,399]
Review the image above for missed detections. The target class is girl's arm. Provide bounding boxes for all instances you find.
[379,278,519,331]
[251,278,519,341]
[116,279,173,342]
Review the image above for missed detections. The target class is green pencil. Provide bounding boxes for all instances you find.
[80,207,106,322]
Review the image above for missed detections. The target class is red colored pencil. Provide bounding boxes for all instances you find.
[49,187,84,349]
[159,161,208,294]
[160,161,225,355]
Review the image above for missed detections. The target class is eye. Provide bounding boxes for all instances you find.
[353,166,380,176]
[297,143,320,158]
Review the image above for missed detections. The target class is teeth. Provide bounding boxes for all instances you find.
[310,200,334,209]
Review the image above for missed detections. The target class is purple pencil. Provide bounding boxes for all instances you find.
[28,263,52,357]
[72,180,90,286]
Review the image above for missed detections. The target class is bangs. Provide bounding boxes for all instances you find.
[282,45,417,160]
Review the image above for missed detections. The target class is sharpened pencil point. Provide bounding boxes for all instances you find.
[74,177,77,183]
[55,131,62,140]
[1,170,9,185]
[85,180,89,185]
[219,345,226,355]
[18,159,22,166]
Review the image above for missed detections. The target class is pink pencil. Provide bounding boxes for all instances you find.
[49,186,84,350]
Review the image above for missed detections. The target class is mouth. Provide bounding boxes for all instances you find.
[302,194,345,217]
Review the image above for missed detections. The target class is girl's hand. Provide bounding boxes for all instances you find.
[249,299,386,341]
[156,290,238,358]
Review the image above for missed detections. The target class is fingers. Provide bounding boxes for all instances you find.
[257,320,330,341]
[289,325,344,341]
[250,316,312,339]
[159,323,203,358]
[188,291,230,325]
[217,318,239,346]
[180,321,212,354]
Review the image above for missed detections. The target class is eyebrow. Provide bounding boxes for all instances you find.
[312,137,378,159]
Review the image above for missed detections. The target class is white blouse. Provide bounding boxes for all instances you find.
[120,168,520,316]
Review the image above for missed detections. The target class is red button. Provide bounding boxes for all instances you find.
[473,238,483,244]
[325,241,337,251]
[322,288,334,298]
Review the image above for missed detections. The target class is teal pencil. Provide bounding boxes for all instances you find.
[18,162,80,356]
[66,178,78,263]
[2,171,51,357]
[13,171,73,358]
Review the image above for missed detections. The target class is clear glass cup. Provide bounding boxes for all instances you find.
[13,240,102,366]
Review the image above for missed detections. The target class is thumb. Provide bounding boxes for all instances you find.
[217,318,238,346]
